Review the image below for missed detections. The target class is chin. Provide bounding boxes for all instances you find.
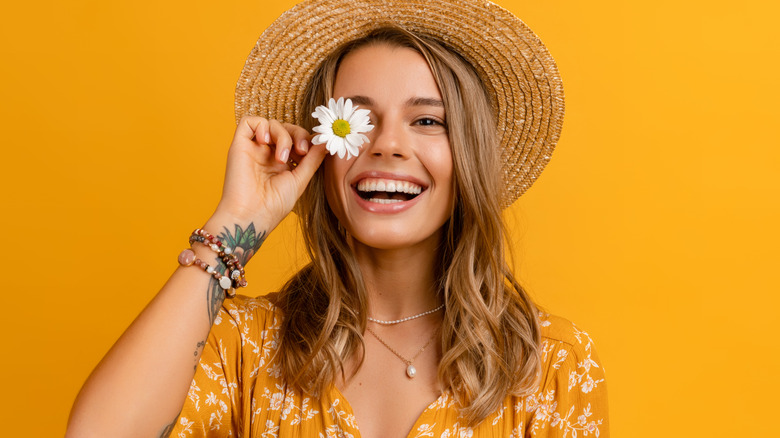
[347,226,443,251]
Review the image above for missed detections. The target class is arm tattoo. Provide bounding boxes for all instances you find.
[158,416,177,438]
[204,223,267,324]
[218,223,267,266]
[193,340,205,358]
[206,277,225,325]
[190,339,206,371]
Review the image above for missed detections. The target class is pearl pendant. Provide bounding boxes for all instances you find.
[406,364,417,378]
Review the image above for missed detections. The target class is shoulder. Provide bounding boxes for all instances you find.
[536,310,606,395]
[522,312,609,436]
[538,311,598,356]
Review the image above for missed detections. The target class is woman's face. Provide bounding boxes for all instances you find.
[324,44,454,251]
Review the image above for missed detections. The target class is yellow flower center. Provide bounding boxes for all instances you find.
[332,119,350,138]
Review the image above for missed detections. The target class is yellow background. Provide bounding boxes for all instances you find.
[1,0,778,436]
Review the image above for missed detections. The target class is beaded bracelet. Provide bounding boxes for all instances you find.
[178,249,237,298]
[177,228,248,297]
[189,228,247,289]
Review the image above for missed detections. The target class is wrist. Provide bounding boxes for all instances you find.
[200,214,270,268]
[209,203,279,234]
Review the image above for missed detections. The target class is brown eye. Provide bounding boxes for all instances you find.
[415,117,445,127]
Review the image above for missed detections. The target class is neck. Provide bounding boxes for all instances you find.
[352,238,442,321]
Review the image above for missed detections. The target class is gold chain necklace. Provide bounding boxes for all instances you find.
[365,325,440,378]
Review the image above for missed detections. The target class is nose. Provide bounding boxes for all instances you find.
[364,118,410,160]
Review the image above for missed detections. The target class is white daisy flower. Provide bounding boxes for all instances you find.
[311,97,374,160]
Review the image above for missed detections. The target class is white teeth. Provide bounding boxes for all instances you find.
[368,198,403,204]
[356,178,423,195]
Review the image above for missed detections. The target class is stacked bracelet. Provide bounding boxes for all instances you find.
[190,228,248,288]
[178,250,237,298]
[177,228,248,298]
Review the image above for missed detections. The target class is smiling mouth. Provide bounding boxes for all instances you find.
[355,177,425,204]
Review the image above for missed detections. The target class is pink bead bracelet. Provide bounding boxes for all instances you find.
[178,249,237,298]
[176,228,249,298]
[190,228,247,288]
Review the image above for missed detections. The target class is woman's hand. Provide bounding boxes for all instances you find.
[211,116,328,233]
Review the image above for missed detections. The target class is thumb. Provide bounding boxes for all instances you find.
[290,143,329,197]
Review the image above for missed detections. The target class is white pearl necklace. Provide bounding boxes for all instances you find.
[367,304,445,325]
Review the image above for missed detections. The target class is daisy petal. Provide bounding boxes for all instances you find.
[351,122,373,134]
[351,109,371,121]
[312,133,332,145]
[346,143,360,160]
[345,133,363,147]
[313,106,335,125]
[326,136,340,156]
[325,136,336,154]
[342,98,353,120]
[312,125,332,134]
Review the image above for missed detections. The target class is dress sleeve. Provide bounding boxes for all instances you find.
[169,299,248,437]
[526,322,609,437]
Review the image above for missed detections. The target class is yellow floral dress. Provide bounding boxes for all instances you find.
[171,296,608,437]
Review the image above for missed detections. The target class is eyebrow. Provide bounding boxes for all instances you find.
[406,97,444,108]
[348,95,374,106]
[347,95,444,108]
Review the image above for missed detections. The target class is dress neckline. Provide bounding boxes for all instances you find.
[330,384,448,438]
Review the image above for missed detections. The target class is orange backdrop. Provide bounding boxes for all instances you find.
[1,0,778,436]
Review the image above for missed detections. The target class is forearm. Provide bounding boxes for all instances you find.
[67,217,266,437]
[67,114,323,437]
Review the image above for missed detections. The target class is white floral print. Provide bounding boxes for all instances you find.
[171,297,608,437]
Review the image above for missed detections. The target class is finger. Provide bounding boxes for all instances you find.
[269,120,293,163]
[282,123,312,155]
[235,116,271,145]
[285,143,312,169]
[290,143,328,196]
[256,118,271,144]
[287,149,304,168]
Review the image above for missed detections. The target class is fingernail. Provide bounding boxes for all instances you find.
[299,140,309,153]
[265,132,271,143]
[280,148,290,163]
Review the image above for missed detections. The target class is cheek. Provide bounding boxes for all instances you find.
[423,140,456,219]
[425,140,454,189]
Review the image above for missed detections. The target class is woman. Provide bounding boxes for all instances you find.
[68,1,608,437]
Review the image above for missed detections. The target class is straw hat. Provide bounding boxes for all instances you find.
[235,0,564,206]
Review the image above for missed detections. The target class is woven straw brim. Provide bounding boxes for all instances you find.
[235,0,564,207]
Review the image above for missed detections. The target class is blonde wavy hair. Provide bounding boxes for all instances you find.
[275,27,541,426]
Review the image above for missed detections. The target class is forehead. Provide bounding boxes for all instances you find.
[332,44,442,102]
